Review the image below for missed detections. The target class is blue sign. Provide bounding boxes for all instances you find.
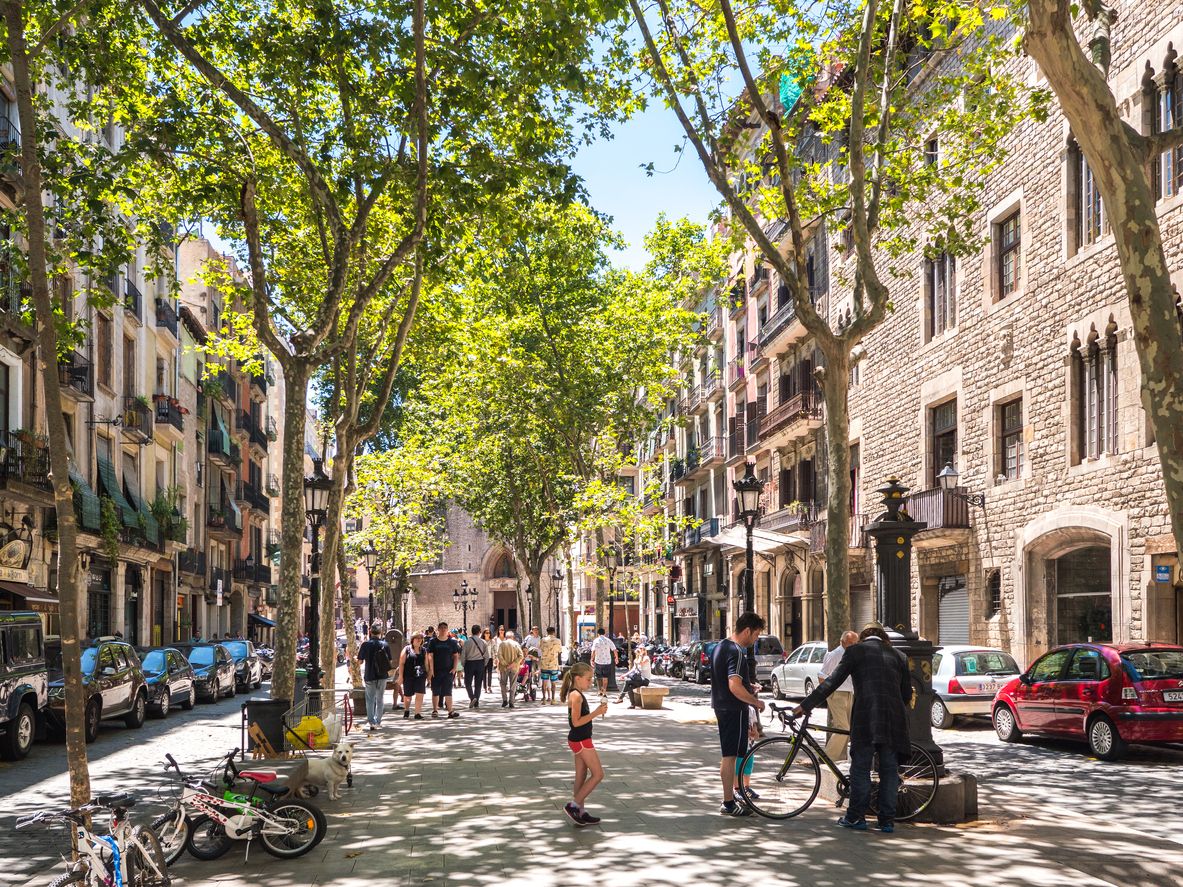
[1155,565,1173,583]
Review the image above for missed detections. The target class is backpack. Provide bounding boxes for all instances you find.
[372,641,393,675]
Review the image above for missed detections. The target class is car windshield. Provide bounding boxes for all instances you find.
[956,651,1019,676]
[142,650,166,673]
[758,638,784,656]
[1121,649,1183,680]
[187,647,214,666]
[223,641,248,659]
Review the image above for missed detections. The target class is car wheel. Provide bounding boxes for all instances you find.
[152,690,170,719]
[85,698,101,743]
[124,692,147,729]
[803,678,814,697]
[930,698,954,730]
[1087,715,1127,761]
[771,675,784,701]
[181,687,195,710]
[696,665,707,685]
[0,701,35,760]
[992,704,1022,743]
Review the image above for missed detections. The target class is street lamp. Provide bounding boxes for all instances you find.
[733,461,765,613]
[936,462,986,509]
[303,458,332,693]
[602,544,619,692]
[363,545,379,627]
[453,579,476,629]
[551,567,563,639]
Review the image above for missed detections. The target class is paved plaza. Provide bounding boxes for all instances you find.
[2,675,1182,887]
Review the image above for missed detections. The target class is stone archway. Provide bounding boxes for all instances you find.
[779,568,802,651]
[1014,506,1127,666]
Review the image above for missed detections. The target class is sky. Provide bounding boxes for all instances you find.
[571,105,722,270]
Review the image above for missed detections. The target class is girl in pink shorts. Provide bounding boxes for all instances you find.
[560,662,607,826]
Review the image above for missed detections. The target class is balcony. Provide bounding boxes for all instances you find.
[758,390,822,446]
[234,558,274,585]
[266,416,278,442]
[124,280,142,321]
[267,529,281,558]
[153,394,184,437]
[207,505,242,540]
[0,116,21,166]
[704,305,723,339]
[266,473,280,497]
[685,385,703,414]
[810,513,870,553]
[0,264,26,318]
[250,368,269,398]
[681,516,722,550]
[0,432,51,497]
[238,409,268,452]
[670,459,687,482]
[748,264,770,294]
[748,341,767,371]
[58,351,94,401]
[205,368,237,405]
[701,371,723,402]
[728,424,745,460]
[236,479,270,512]
[759,298,797,348]
[178,548,207,579]
[728,280,747,317]
[698,435,724,467]
[209,566,229,596]
[763,501,819,534]
[727,358,746,389]
[906,487,971,549]
[208,427,235,469]
[120,396,153,444]
[154,299,179,338]
[746,397,766,451]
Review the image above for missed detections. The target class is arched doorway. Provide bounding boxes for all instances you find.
[488,551,518,631]
[781,569,802,650]
[1051,546,1111,645]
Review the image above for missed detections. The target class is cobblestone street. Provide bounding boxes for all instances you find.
[3,675,1182,887]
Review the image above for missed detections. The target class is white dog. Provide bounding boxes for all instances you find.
[290,741,352,801]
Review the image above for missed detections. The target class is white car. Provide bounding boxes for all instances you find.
[770,641,828,699]
[930,645,1021,729]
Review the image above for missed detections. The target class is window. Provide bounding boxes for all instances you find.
[924,137,939,167]
[96,313,113,389]
[1153,73,1183,199]
[929,399,957,486]
[986,570,1002,617]
[996,210,1021,298]
[4,627,41,665]
[998,398,1023,480]
[122,335,135,398]
[1070,141,1106,250]
[1029,649,1070,683]
[1066,648,1109,681]
[925,253,956,340]
[1072,330,1118,462]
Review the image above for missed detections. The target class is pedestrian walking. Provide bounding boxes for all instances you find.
[453,629,466,689]
[399,632,428,720]
[462,624,488,709]
[497,630,524,708]
[590,628,616,696]
[539,626,563,705]
[818,630,859,763]
[425,621,462,719]
[357,626,393,730]
[482,628,495,692]
[560,662,608,826]
[711,611,766,817]
[792,624,913,833]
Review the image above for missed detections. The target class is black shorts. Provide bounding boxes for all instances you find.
[715,707,750,759]
[403,676,426,696]
[594,663,613,680]
[431,674,453,698]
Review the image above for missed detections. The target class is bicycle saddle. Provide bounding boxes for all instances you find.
[238,770,278,783]
[93,792,135,809]
[252,781,288,795]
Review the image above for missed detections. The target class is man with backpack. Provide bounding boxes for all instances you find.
[358,625,394,730]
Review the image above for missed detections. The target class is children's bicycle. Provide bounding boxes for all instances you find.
[737,702,939,821]
[16,792,169,887]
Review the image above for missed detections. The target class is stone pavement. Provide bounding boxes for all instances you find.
[7,676,1183,887]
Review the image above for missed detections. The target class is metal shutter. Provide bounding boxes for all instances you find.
[938,577,970,645]
[850,584,872,630]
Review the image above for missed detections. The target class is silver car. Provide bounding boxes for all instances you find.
[770,641,827,699]
[753,635,785,686]
[931,645,1020,728]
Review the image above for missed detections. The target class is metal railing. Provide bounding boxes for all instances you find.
[727,359,745,387]
[236,479,270,512]
[763,501,819,534]
[759,299,797,347]
[124,280,142,319]
[905,487,969,530]
[178,548,207,578]
[758,390,819,439]
[810,513,870,552]
[154,395,184,432]
[121,397,153,442]
[0,432,50,489]
[234,558,274,584]
[728,425,745,459]
[700,372,722,399]
[697,435,723,465]
[155,299,178,337]
[58,351,94,399]
[209,566,229,593]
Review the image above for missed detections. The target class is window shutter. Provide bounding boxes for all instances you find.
[800,460,814,504]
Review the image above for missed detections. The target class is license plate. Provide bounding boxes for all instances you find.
[1163,690,1183,703]
[978,682,999,694]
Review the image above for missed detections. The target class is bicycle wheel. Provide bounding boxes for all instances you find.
[868,744,939,822]
[47,872,86,887]
[184,815,233,861]
[127,825,171,887]
[737,736,821,820]
[151,808,189,866]
[257,800,326,858]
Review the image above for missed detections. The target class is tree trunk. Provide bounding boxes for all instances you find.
[337,539,362,687]
[593,525,607,629]
[271,360,311,702]
[818,348,852,647]
[526,566,543,634]
[318,447,352,690]
[1025,4,1183,560]
[2,0,91,810]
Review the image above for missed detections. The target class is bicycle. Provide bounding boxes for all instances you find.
[736,702,939,822]
[151,748,326,864]
[16,792,169,887]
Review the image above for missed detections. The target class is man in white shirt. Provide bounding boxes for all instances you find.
[819,631,859,762]
[590,628,617,695]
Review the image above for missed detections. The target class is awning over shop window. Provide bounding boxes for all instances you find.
[248,613,276,628]
[713,526,808,555]
[69,462,101,531]
[96,456,138,529]
[0,580,58,611]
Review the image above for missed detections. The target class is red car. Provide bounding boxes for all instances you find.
[992,642,1183,760]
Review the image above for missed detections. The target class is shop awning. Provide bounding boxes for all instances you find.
[248,613,276,627]
[0,581,58,609]
[713,525,808,555]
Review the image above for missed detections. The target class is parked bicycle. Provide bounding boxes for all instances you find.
[737,702,939,821]
[152,748,326,864]
[16,792,169,887]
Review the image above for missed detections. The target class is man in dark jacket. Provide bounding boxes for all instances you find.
[792,624,913,832]
[358,626,392,730]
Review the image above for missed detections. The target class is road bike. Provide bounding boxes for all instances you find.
[152,748,326,864]
[737,702,939,821]
[16,792,169,887]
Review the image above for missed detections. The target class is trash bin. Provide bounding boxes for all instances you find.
[246,698,289,757]
[294,668,308,702]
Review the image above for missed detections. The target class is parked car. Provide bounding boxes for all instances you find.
[752,635,786,686]
[46,637,147,744]
[992,642,1183,760]
[683,640,721,684]
[176,643,236,702]
[770,641,828,699]
[137,647,197,717]
[930,645,1020,728]
[222,640,263,691]
[0,611,47,760]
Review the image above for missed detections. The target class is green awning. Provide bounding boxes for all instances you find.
[225,484,242,531]
[124,483,160,546]
[68,463,101,532]
[96,457,138,529]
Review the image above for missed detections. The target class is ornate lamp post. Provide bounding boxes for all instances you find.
[363,545,379,628]
[733,461,765,614]
[303,458,332,693]
[603,544,619,692]
[936,462,987,509]
[453,579,476,629]
[551,567,563,636]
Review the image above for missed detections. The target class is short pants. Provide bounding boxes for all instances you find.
[715,707,750,759]
[403,676,427,696]
[567,738,595,754]
[430,674,453,698]
[541,669,561,682]
[594,663,613,680]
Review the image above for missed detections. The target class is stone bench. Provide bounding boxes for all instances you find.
[630,686,670,710]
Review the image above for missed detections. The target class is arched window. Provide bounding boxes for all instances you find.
[492,553,516,579]
[1070,322,1118,463]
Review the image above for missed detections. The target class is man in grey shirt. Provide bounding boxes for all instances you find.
[462,624,488,709]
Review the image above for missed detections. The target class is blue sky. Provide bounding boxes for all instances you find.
[572,105,722,270]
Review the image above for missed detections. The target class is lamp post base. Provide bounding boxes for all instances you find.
[885,626,943,770]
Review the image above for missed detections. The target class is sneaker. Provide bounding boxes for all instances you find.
[431,710,439,719]
[737,788,760,801]
[836,815,868,831]
[564,803,584,826]
[403,710,410,720]
[502,701,508,708]
[577,810,601,825]
[877,821,895,834]
[414,713,423,720]
[719,801,752,817]
[448,711,460,719]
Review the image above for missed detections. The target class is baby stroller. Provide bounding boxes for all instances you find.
[515,659,537,703]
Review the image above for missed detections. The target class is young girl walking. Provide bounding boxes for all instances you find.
[560,662,608,826]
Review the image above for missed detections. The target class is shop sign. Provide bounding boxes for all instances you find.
[0,566,30,583]
[1155,565,1173,583]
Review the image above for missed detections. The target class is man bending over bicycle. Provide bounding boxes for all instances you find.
[791,623,913,833]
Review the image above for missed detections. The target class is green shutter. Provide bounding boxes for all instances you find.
[124,483,160,546]
[68,463,101,532]
[96,457,138,528]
